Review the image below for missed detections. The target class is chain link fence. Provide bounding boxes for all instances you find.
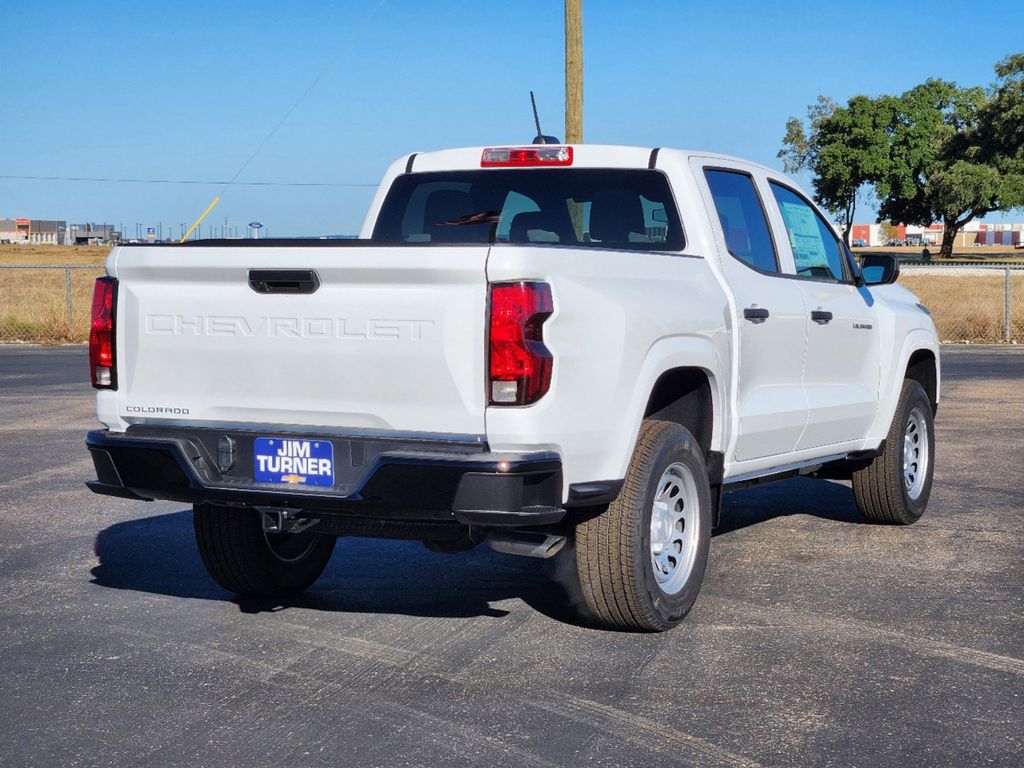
[899,265,1024,343]
[0,262,1021,345]
[0,264,106,343]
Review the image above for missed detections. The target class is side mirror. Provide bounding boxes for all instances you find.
[859,253,900,286]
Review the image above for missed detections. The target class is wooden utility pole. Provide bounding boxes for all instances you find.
[565,0,583,144]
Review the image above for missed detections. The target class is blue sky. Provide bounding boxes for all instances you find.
[1,0,1020,236]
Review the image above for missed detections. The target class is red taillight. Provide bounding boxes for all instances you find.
[89,276,117,389]
[481,146,573,167]
[489,282,553,405]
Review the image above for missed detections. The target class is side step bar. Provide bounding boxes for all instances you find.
[723,452,848,492]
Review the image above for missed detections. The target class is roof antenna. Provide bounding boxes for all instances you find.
[530,91,561,145]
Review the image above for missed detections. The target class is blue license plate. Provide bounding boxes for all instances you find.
[253,437,334,487]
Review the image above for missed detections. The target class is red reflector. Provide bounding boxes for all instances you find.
[89,276,117,389]
[489,282,553,405]
[481,146,573,167]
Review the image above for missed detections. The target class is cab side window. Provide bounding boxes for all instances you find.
[769,182,847,281]
[704,170,779,274]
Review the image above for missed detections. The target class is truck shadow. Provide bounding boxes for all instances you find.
[715,476,863,535]
[89,477,860,625]
[90,508,581,625]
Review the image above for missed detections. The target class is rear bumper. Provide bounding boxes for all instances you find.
[86,427,565,527]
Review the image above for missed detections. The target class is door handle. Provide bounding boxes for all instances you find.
[248,269,321,294]
[810,310,833,325]
[743,307,770,322]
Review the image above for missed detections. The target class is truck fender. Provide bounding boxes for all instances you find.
[613,335,726,481]
[865,329,940,446]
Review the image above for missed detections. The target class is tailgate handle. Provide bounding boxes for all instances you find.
[248,269,321,294]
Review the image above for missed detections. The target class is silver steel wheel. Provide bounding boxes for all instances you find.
[903,406,930,500]
[649,461,701,595]
[263,530,319,563]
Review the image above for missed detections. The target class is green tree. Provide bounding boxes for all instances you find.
[778,95,891,244]
[979,54,1024,216]
[877,75,1024,258]
[983,54,1024,162]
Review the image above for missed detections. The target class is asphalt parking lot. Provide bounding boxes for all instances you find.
[1,345,1021,767]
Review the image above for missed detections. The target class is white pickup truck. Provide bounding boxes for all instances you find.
[86,144,939,631]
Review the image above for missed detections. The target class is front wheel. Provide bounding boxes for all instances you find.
[852,379,935,525]
[573,420,712,632]
[193,503,336,596]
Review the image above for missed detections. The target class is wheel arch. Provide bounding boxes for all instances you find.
[865,330,940,446]
[643,368,715,454]
[616,336,727,484]
[905,348,938,414]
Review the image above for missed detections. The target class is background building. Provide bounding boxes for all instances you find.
[0,218,65,244]
[851,221,1024,247]
[29,220,65,244]
[0,219,22,243]
[67,223,118,245]
[0,218,120,245]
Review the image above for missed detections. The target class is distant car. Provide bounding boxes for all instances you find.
[853,239,868,247]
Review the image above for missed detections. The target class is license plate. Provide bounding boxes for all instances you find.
[253,437,334,487]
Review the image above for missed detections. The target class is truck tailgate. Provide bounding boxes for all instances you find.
[111,245,488,437]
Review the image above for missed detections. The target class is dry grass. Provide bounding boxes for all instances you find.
[0,244,109,266]
[0,266,106,343]
[0,244,1021,344]
[900,273,1024,343]
[0,245,109,342]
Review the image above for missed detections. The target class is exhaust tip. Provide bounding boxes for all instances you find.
[487,530,567,559]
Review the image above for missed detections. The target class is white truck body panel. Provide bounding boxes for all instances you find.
[796,279,880,449]
[484,243,729,489]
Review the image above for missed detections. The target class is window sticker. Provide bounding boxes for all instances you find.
[779,201,827,269]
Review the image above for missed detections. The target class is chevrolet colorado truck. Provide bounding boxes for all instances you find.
[86,144,939,631]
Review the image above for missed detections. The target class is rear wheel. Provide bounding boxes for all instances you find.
[573,420,712,631]
[193,503,336,596]
[852,379,935,525]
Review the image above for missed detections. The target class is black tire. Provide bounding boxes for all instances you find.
[193,503,336,596]
[852,379,935,525]
[573,420,712,632]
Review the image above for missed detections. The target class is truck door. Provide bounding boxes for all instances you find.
[765,181,880,449]
[699,166,809,462]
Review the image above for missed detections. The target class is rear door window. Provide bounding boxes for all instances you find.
[703,170,779,273]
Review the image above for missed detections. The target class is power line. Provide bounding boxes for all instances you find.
[175,0,386,242]
[0,174,376,187]
[218,0,388,197]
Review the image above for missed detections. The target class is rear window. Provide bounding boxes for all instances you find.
[703,169,778,274]
[371,169,685,250]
